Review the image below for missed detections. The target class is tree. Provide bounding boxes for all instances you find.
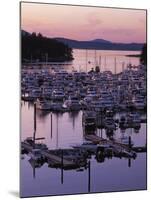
[37,33,43,38]
[95,66,100,73]
[140,43,147,65]
[22,31,73,62]
[31,32,37,37]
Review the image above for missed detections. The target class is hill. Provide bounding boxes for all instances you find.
[54,37,144,51]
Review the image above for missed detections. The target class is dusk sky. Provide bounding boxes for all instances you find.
[21,2,146,43]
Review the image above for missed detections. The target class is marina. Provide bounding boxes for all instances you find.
[21,49,147,197]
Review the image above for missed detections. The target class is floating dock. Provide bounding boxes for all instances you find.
[84,134,145,157]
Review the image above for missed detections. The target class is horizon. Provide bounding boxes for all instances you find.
[21,2,146,43]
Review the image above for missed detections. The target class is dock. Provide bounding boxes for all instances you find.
[132,146,147,153]
[85,134,138,157]
[41,150,80,169]
[21,141,86,169]
[21,142,33,152]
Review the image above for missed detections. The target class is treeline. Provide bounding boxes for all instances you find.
[21,31,73,63]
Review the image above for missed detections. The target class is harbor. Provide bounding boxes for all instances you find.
[21,49,147,197]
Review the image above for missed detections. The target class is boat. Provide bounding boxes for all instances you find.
[36,99,52,111]
[82,111,96,127]
[64,96,81,111]
[51,89,65,101]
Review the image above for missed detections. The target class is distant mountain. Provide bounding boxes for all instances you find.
[90,39,112,44]
[54,37,144,51]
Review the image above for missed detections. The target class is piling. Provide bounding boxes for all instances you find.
[88,160,91,192]
[50,112,52,138]
[128,158,131,168]
[33,103,37,146]
[128,136,131,149]
[61,150,64,184]
[34,103,37,132]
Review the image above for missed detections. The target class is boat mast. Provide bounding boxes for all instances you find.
[33,103,37,146]
[104,56,107,71]
[122,62,125,72]
[86,49,88,72]
[99,55,101,72]
[94,50,97,66]
[114,57,117,75]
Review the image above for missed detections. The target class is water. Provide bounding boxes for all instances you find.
[23,49,141,74]
[70,49,141,73]
[21,49,146,197]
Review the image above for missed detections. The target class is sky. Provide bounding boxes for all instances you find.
[21,2,146,43]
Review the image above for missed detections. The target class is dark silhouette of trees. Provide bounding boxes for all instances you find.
[22,31,73,63]
[140,43,147,65]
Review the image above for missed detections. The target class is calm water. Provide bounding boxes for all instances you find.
[62,49,140,73]
[23,49,141,74]
[21,49,146,197]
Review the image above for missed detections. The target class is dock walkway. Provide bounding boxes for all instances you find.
[85,134,137,155]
